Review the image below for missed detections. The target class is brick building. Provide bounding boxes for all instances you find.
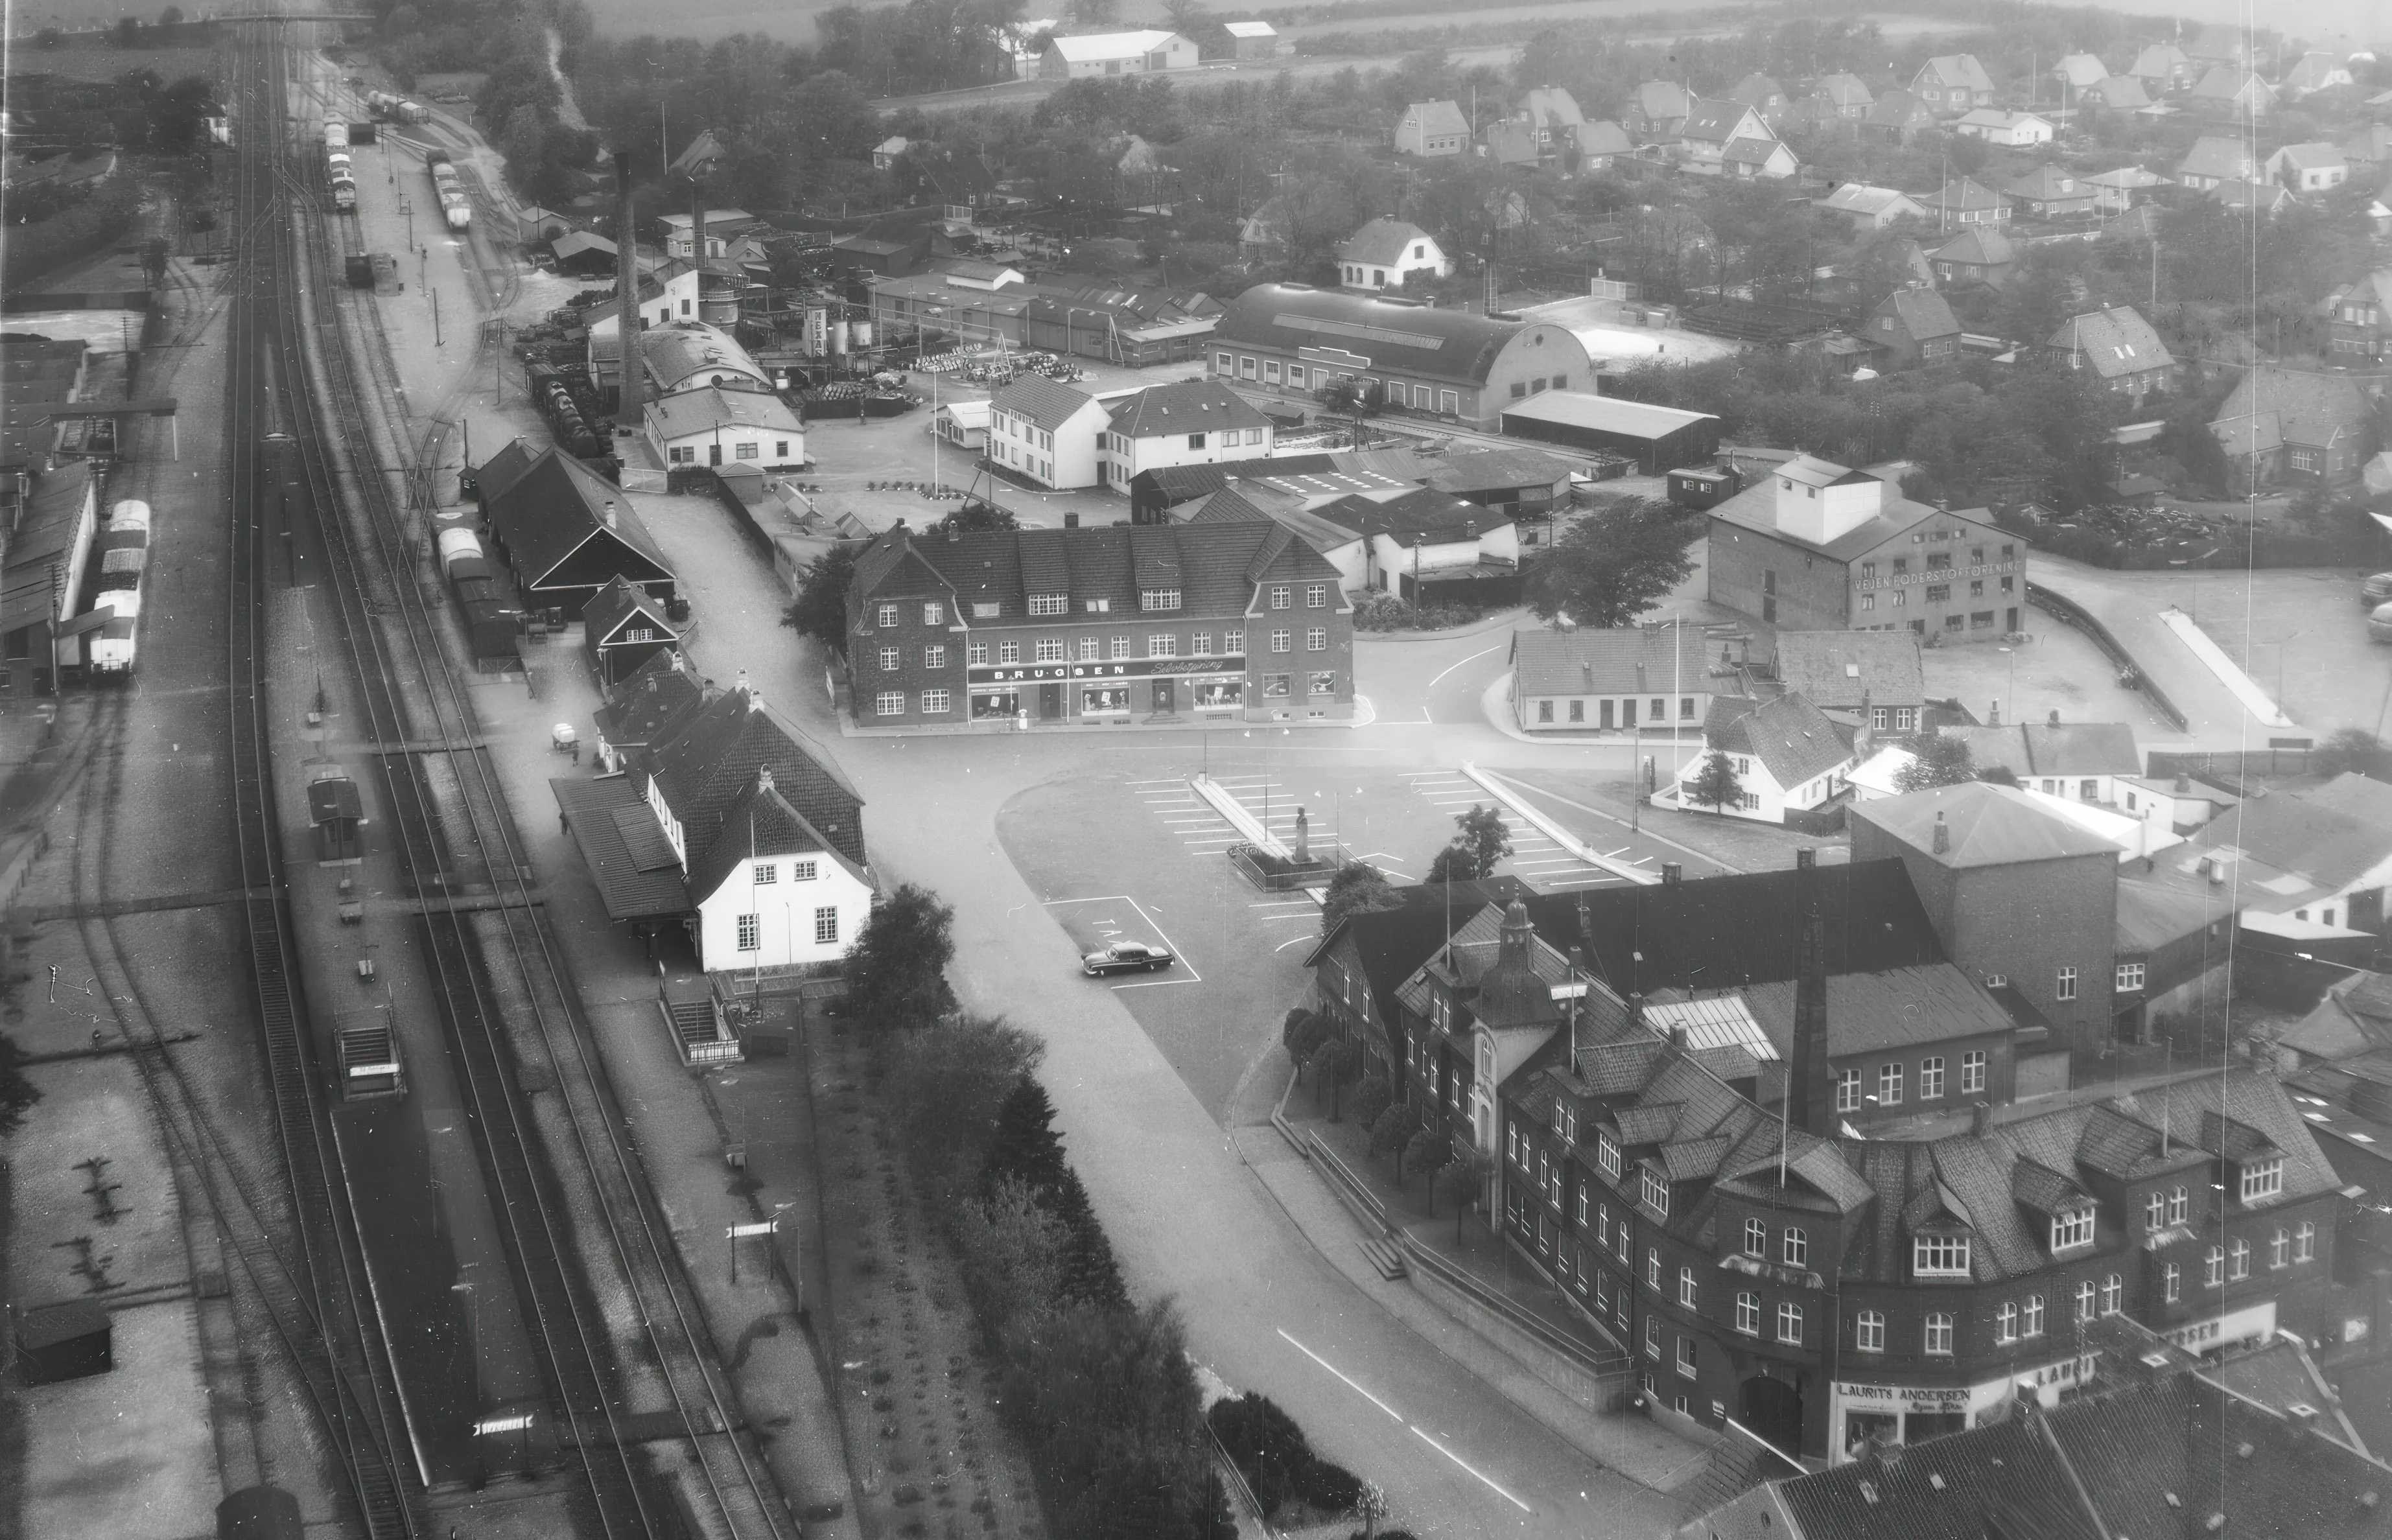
[843,520,1354,728]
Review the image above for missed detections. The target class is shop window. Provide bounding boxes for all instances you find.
[1308,672,1336,696]
[1262,675,1291,699]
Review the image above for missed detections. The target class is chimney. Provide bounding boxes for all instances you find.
[604,499,619,530]
[1789,848,1832,1134]
[758,765,774,793]
[613,151,644,431]
[1971,1101,1995,1136]
[2175,773,2191,793]
[1662,861,1683,884]
[2048,709,2061,727]
[1625,992,1645,1036]
[1931,811,1950,856]
[1669,1025,1690,1050]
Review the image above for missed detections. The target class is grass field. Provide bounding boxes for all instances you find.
[9,38,220,82]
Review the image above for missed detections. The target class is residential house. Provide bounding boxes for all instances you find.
[2052,53,2110,91]
[2040,306,2177,403]
[2175,135,2256,191]
[1941,720,2142,804]
[1507,622,1721,733]
[1515,86,1587,158]
[1851,782,2123,1053]
[1706,455,2026,638]
[2185,22,2249,69]
[2337,122,2392,172]
[2081,73,2155,111]
[2085,165,2172,211]
[871,135,908,170]
[2282,50,2355,97]
[1953,109,2054,147]
[1927,228,2018,290]
[1394,99,1470,158]
[659,209,759,261]
[2208,366,2378,488]
[1303,878,1535,1077]
[1313,487,1521,602]
[1665,692,1855,822]
[591,651,707,772]
[644,385,805,471]
[2212,177,2297,216]
[2266,142,2349,191]
[1572,121,1634,171]
[2328,269,2392,360]
[1096,380,1272,489]
[1811,73,1875,119]
[2177,772,2392,948]
[1991,163,2096,220]
[2277,969,2392,1071]
[1720,137,1801,181]
[1221,18,1276,56]
[679,764,875,974]
[1236,194,1291,262]
[987,374,1114,489]
[2129,41,2196,92]
[1337,218,1448,291]
[1625,80,1693,141]
[841,519,1355,727]
[933,398,991,455]
[1724,73,1789,125]
[1674,98,1796,178]
[1816,183,1929,231]
[1864,89,1938,143]
[1483,119,1539,167]
[2187,67,2275,120]
[1910,54,1999,113]
[1771,631,1929,733]
[1864,287,1962,370]
[1919,176,2010,227]
[1038,29,1196,77]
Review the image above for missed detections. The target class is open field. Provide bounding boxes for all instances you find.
[7,40,217,82]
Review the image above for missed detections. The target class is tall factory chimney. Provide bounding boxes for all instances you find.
[1787,847,1833,1134]
[613,150,644,433]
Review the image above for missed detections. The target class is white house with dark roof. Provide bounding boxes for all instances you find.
[1910,54,1998,113]
[1952,109,2052,146]
[2039,306,2176,402]
[1337,219,1448,290]
[1507,622,1720,733]
[1816,183,1929,231]
[1940,721,2142,806]
[2175,135,2256,190]
[1663,692,1857,822]
[1675,99,1788,177]
[1037,29,1195,77]
[686,765,876,972]
[1394,99,1470,158]
[1927,228,2017,290]
[2052,53,2109,91]
[2084,165,2172,212]
[988,373,1115,489]
[1097,380,1273,487]
[644,385,806,471]
[2264,141,2348,191]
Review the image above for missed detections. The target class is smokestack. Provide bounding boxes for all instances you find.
[614,151,644,432]
[1931,811,1950,856]
[1789,847,1831,1134]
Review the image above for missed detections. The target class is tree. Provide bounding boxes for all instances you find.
[1405,1129,1450,1202]
[1312,1038,1361,1121]
[939,501,1016,532]
[1688,750,1743,816]
[1452,804,1511,876]
[1976,764,2020,786]
[1320,859,1400,935]
[1436,1145,1497,1246]
[112,16,144,46]
[1370,1102,1416,1178]
[158,4,183,22]
[780,544,860,655]
[956,1177,1072,1349]
[1525,497,1700,628]
[1350,1070,1392,1130]
[2315,727,2392,780]
[1895,734,1976,791]
[983,1075,1070,1196]
[845,882,957,1027]
[882,1012,1044,1201]
[1070,0,1117,23]
[1425,841,1479,883]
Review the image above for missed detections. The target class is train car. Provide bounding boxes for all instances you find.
[86,585,141,674]
[97,528,148,590]
[395,100,429,124]
[462,594,522,664]
[440,193,471,231]
[324,122,347,152]
[366,89,399,118]
[332,176,357,213]
[110,498,152,532]
[328,150,351,173]
[437,526,484,574]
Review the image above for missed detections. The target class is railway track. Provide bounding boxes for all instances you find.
[239,19,793,1540]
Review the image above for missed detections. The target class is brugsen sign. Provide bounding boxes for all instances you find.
[970,655,1247,684]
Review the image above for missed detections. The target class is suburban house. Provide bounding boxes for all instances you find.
[2266,142,2349,191]
[2080,74,2154,111]
[1864,89,1939,142]
[2283,51,2356,97]
[2207,366,2379,488]
[1337,218,1449,291]
[2128,41,2196,91]
[2085,165,2172,211]
[1910,54,1999,113]
[841,519,1355,727]
[1394,99,1470,157]
[2187,67,2275,120]
[2040,307,2177,403]
[1037,29,1195,77]
[2052,53,2109,91]
[2185,21,2248,68]
[1770,631,1929,734]
[1663,692,1856,824]
[1676,99,1796,178]
[1953,110,2054,146]
[871,135,908,169]
[1514,86,1588,156]
[1625,80,1693,141]
[1571,120,1634,171]
[1811,73,1875,118]
[1096,380,1273,488]
[1927,228,2017,290]
[2175,135,2257,191]
[644,386,806,471]
[1990,164,2095,220]
[1706,455,2025,639]
[1919,176,2010,227]
[2177,773,2392,950]
[1816,183,1929,230]
[2328,270,2392,360]
[1864,287,1963,369]
[987,375,1114,489]
[1725,72,1788,123]
[1211,285,1595,432]
[1940,721,2142,805]
[1482,120,1538,167]
[1221,19,1276,56]
[1507,622,1721,734]
[2210,178,2297,216]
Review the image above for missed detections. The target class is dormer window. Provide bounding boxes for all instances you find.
[1597,1129,1623,1179]
[2050,1208,2096,1253]
[1641,1167,1669,1217]
[1913,1235,1971,1278]
[2240,1157,2284,1203]
[1028,594,1067,616]
[1141,589,1181,612]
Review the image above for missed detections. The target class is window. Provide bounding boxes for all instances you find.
[1306,584,1328,608]
[1188,432,1206,450]
[1879,1062,1903,1106]
[1225,629,1243,654]
[2169,1186,2189,1226]
[1597,1129,1622,1178]
[2229,1239,2251,1280]
[1192,633,1212,656]
[1147,635,1177,658]
[1676,1335,1698,1379]
[967,642,988,666]
[924,645,946,669]
[1836,1069,1862,1113]
[2051,1209,2095,1252]
[1271,586,1291,609]
[1679,1266,1698,1308]
[1110,635,1130,660]
[1642,1169,1670,1216]
[2102,1274,2122,1315]
[1307,628,1328,652]
[1645,1316,1660,1359]
[998,641,1020,664]
[1783,1229,1808,1268]
[1893,590,1906,607]
[876,603,899,628]
[1920,1057,1945,1101]
[2056,967,2078,1001]
[1029,594,1067,616]
[735,441,759,460]
[1914,1236,1971,1277]
[1141,589,1181,612]
[1927,584,1951,603]
[792,861,816,881]
[874,691,904,716]
[1777,1302,1803,1346]
[1262,627,1291,655]
[1647,1248,1661,1289]
[2146,1191,2168,1231]
[922,690,950,714]
[1997,1301,2019,1342]
[1736,1292,1761,1335]
[2240,1158,2283,1202]
[2075,1281,2096,1322]
[1086,598,1110,613]
[752,863,777,885]
[1616,1222,1630,1262]
[736,914,760,951]
[1262,674,1290,699]
[2023,1293,2046,1337]
[1576,1187,1588,1226]
[2296,1222,2316,1262]
[1895,708,1917,732]
[2164,1263,2182,1303]
[1539,701,1554,723]
[1743,1218,1767,1256]
[1924,1313,1954,1355]
[1861,594,1876,612]
[880,646,900,672]
[923,603,944,626]
[2205,1246,2224,1288]
[815,907,839,944]
[1036,639,1064,662]
[1682,698,1697,719]
[1078,638,1099,661]
[2116,962,2144,992]
[1856,1310,1885,1353]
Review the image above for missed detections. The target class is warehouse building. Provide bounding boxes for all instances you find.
[1496,391,1721,473]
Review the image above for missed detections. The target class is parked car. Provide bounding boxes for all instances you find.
[2364,572,2392,607]
[1082,940,1174,976]
[2371,601,2392,644]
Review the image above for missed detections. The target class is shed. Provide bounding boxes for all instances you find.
[581,574,682,687]
[16,1299,113,1384]
[549,230,619,277]
[1667,465,1743,509]
[306,764,364,865]
[1498,391,1720,472]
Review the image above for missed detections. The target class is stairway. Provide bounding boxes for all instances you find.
[666,994,716,1050]
[1359,1237,1408,1280]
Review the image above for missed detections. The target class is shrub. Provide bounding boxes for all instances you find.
[1368,1103,1414,1158]
[1289,1011,1333,1066]
[1300,1460,1363,1514]
[1282,1007,1317,1053]
[1403,1128,1450,1178]
[1350,1072,1392,1129]
[1209,1393,1312,1514]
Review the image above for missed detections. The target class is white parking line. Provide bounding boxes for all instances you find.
[1276,1329,1531,1514]
[1042,895,1201,986]
[1411,1426,1532,1513]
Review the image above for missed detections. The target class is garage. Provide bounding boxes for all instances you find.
[1499,391,1722,474]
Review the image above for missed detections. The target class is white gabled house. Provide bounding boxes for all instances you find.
[686,766,876,972]
[1658,692,1857,824]
[988,374,1114,489]
[1337,218,1449,290]
[1097,380,1273,487]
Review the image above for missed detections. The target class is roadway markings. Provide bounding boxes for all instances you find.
[1276,1328,1532,1515]
[1425,643,1505,691]
[1042,895,1202,988]
[1397,772,1622,892]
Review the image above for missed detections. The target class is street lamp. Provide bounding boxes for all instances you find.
[1996,645,2016,725]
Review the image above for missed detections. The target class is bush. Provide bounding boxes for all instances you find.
[1350,592,1486,632]
[1289,1011,1333,1066]
[1350,1072,1392,1130]
[1300,1460,1363,1514]
[1282,1007,1317,1053]
[1368,1102,1415,1158]
[1403,1128,1450,1178]
[1210,1393,1312,1514]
